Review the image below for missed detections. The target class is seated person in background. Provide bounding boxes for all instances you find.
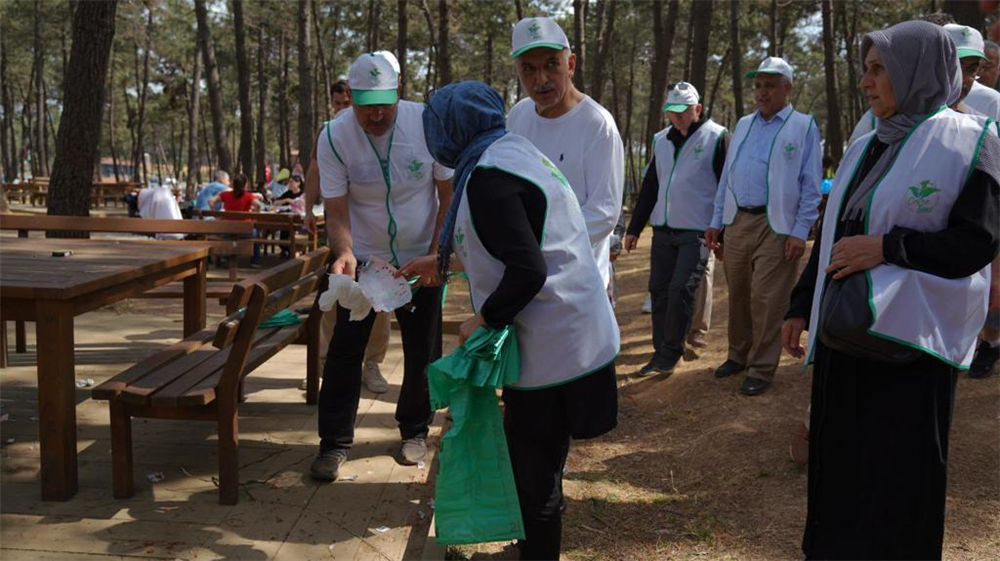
[271,168,291,200]
[274,173,304,210]
[137,181,184,240]
[195,170,231,212]
[208,173,262,265]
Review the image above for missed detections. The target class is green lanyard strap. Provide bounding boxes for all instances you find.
[365,127,400,267]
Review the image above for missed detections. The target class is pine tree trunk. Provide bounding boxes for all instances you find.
[398,0,408,98]
[313,0,333,120]
[572,0,586,90]
[132,1,153,183]
[590,0,616,104]
[255,27,268,186]
[298,0,314,169]
[194,0,233,173]
[233,0,254,177]
[0,27,11,182]
[821,0,843,161]
[34,0,48,177]
[730,0,744,119]
[278,30,290,170]
[107,61,121,182]
[644,0,678,158]
[187,48,202,194]
[419,0,436,93]
[689,0,714,94]
[437,0,451,87]
[768,0,777,56]
[46,0,117,224]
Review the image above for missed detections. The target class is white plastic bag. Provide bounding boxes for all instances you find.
[318,274,373,321]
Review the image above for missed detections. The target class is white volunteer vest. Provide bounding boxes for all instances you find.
[721,108,816,235]
[324,100,439,266]
[454,134,620,389]
[806,107,991,369]
[650,119,726,230]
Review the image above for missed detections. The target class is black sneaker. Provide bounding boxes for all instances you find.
[739,376,771,396]
[714,359,746,378]
[969,341,999,379]
[638,359,678,377]
[310,449,347,481]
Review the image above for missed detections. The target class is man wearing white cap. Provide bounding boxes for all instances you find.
[624,82,727,376]
[706,56,822,396]
[945,24,1000,120]
[507,16,624,291]
[311,51,454,480]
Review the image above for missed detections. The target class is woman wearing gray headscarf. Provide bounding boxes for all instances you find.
[781,21,999,560]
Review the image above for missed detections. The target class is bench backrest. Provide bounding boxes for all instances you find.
[0,214,252,236]
[193,210,302,225]
[212,247,329,400]
[225,247,330,315]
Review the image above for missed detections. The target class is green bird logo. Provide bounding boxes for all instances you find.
[962,27,973,39]
[455,226,465,247]
[408,159,424,179]
[783,141,796,160]
[906,180,941,214]
[693,143,705,156]
[370,67,382,84]
[528,20,542,40]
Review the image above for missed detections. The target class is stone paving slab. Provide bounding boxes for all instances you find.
[1,305,446,561]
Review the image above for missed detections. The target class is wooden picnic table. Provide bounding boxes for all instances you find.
[192,209,324,257]
[0,237,209,501]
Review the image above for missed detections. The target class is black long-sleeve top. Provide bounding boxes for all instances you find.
[627,119,728,236]
[465,168,548,328]
[787,139,1000,322]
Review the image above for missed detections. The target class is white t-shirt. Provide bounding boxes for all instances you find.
[963,81,1000,121]
[316,100,454,265]
[506,95,624,287]
[137,186,184,240]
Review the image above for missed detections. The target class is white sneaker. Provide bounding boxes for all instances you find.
[363,361,388,393]
[641,296,653,314]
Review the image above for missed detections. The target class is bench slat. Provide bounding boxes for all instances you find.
[0,214,253,236]
[117,345,226,404]
[91,329,217,400]
[176,324,304,407]
[136,281,235,299]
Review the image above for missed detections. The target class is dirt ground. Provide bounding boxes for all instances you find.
[454,232,1000,561]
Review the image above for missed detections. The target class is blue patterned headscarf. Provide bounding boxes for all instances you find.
[423,81,507,280]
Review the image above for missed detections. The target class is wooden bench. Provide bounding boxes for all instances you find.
[91,247,330,505]
[192,210,323,259]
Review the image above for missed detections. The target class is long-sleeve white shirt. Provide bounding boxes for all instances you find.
[506,95,625,287]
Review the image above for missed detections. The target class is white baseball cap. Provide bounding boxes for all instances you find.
[746,56,794,82]
[663,82,700,113]
[944,24,987,60]
[511,17,570,58]
[348,52,399,106]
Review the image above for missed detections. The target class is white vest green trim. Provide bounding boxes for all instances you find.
[454,133,620,389]
[651,119,726,231]
[323,100,439,266]
[806,107,992,369]
[721,107,815,235]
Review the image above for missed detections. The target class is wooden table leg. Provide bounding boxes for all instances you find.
[15,320,26,353]
[35,300,78,501]
[183,258,207,337]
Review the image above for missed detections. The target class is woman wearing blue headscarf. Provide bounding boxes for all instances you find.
[424,81,620,560]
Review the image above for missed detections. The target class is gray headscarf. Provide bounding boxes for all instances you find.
[842,20,962,221]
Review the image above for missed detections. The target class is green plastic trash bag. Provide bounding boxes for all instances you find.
[258,308,303,329]
[428,325,525,546]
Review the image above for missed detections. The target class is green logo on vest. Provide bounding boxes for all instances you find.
[783,141,796,160]
[369,67,382,84]
[906,180,941,214]
[455,226,465,247]
[693,143,705,157]
[407,159,424,179]
[542,157,570,189]
[528,20,542,40]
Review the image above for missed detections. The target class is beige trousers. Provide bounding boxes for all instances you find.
[689,251,715,340]
[319,309,390,362]
[722,212,799,381]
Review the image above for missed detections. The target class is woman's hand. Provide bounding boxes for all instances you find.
[396,254,441,287]
[782,317,807,359]
[459,314,487,346]
[826,235,884,279]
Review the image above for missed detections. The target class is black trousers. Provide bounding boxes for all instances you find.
[318,286,442,452]
[648,228,708,366]
[502,363,618,561]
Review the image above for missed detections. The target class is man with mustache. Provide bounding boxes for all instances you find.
[706,57,822,396]
[310,51,454,480]
[506,17,625,294]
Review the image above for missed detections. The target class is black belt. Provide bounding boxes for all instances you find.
[737,205,767,215]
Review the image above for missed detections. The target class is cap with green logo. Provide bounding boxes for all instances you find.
[746,56,794,82]
[348,52,399,106]
[663,82,700,113]
[511,17,571,58]
[944,24,987,60]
